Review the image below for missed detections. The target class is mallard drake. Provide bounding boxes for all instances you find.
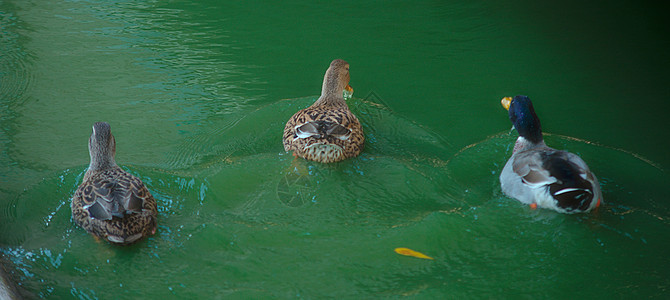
[283,59,365,163]
[499,95,602,213]
[71,122,157,244]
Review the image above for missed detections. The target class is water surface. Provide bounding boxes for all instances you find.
[1,0,669,298]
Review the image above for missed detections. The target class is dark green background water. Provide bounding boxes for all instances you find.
[1,0,669,298]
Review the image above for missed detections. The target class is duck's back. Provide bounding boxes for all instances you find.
[283,104,364,163]
[502,148,601,213]
[72,167,157,244]
[540,150,600,211]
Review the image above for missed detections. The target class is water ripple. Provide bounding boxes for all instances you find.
[0,10,34,108]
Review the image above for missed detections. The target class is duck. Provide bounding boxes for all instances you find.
[71,122,157,244]
[499,95,602,213]
[283,59,365,163]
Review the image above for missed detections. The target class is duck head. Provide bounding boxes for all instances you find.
[88,122,117,171]
[502,95,543,144]
[321,59,353,100]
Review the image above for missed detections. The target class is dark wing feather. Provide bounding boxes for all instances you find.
[296,121,351,140]
[541,151,596,211]
[324,122,351,139]
[296,122,320,138]
[86,172,145,220]
[87,201,112,220]
[125,185,146,212]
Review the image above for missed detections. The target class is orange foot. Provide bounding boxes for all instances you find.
[529,203,538,210]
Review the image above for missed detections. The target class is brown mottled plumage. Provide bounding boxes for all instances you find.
[71,122,157,245]
[283,59,365,163]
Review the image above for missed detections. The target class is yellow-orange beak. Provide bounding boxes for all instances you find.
[501,96,512,111]
[343,84,354,99]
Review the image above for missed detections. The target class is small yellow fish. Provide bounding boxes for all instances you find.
[394,247,434,260]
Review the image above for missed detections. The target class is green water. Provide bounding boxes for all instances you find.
[1,0,669,298]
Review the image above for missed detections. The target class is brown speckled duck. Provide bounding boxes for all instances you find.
[283,59,365,163]
[71,122,157,244]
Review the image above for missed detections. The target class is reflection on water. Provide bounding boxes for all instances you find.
[1,0,669,298]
